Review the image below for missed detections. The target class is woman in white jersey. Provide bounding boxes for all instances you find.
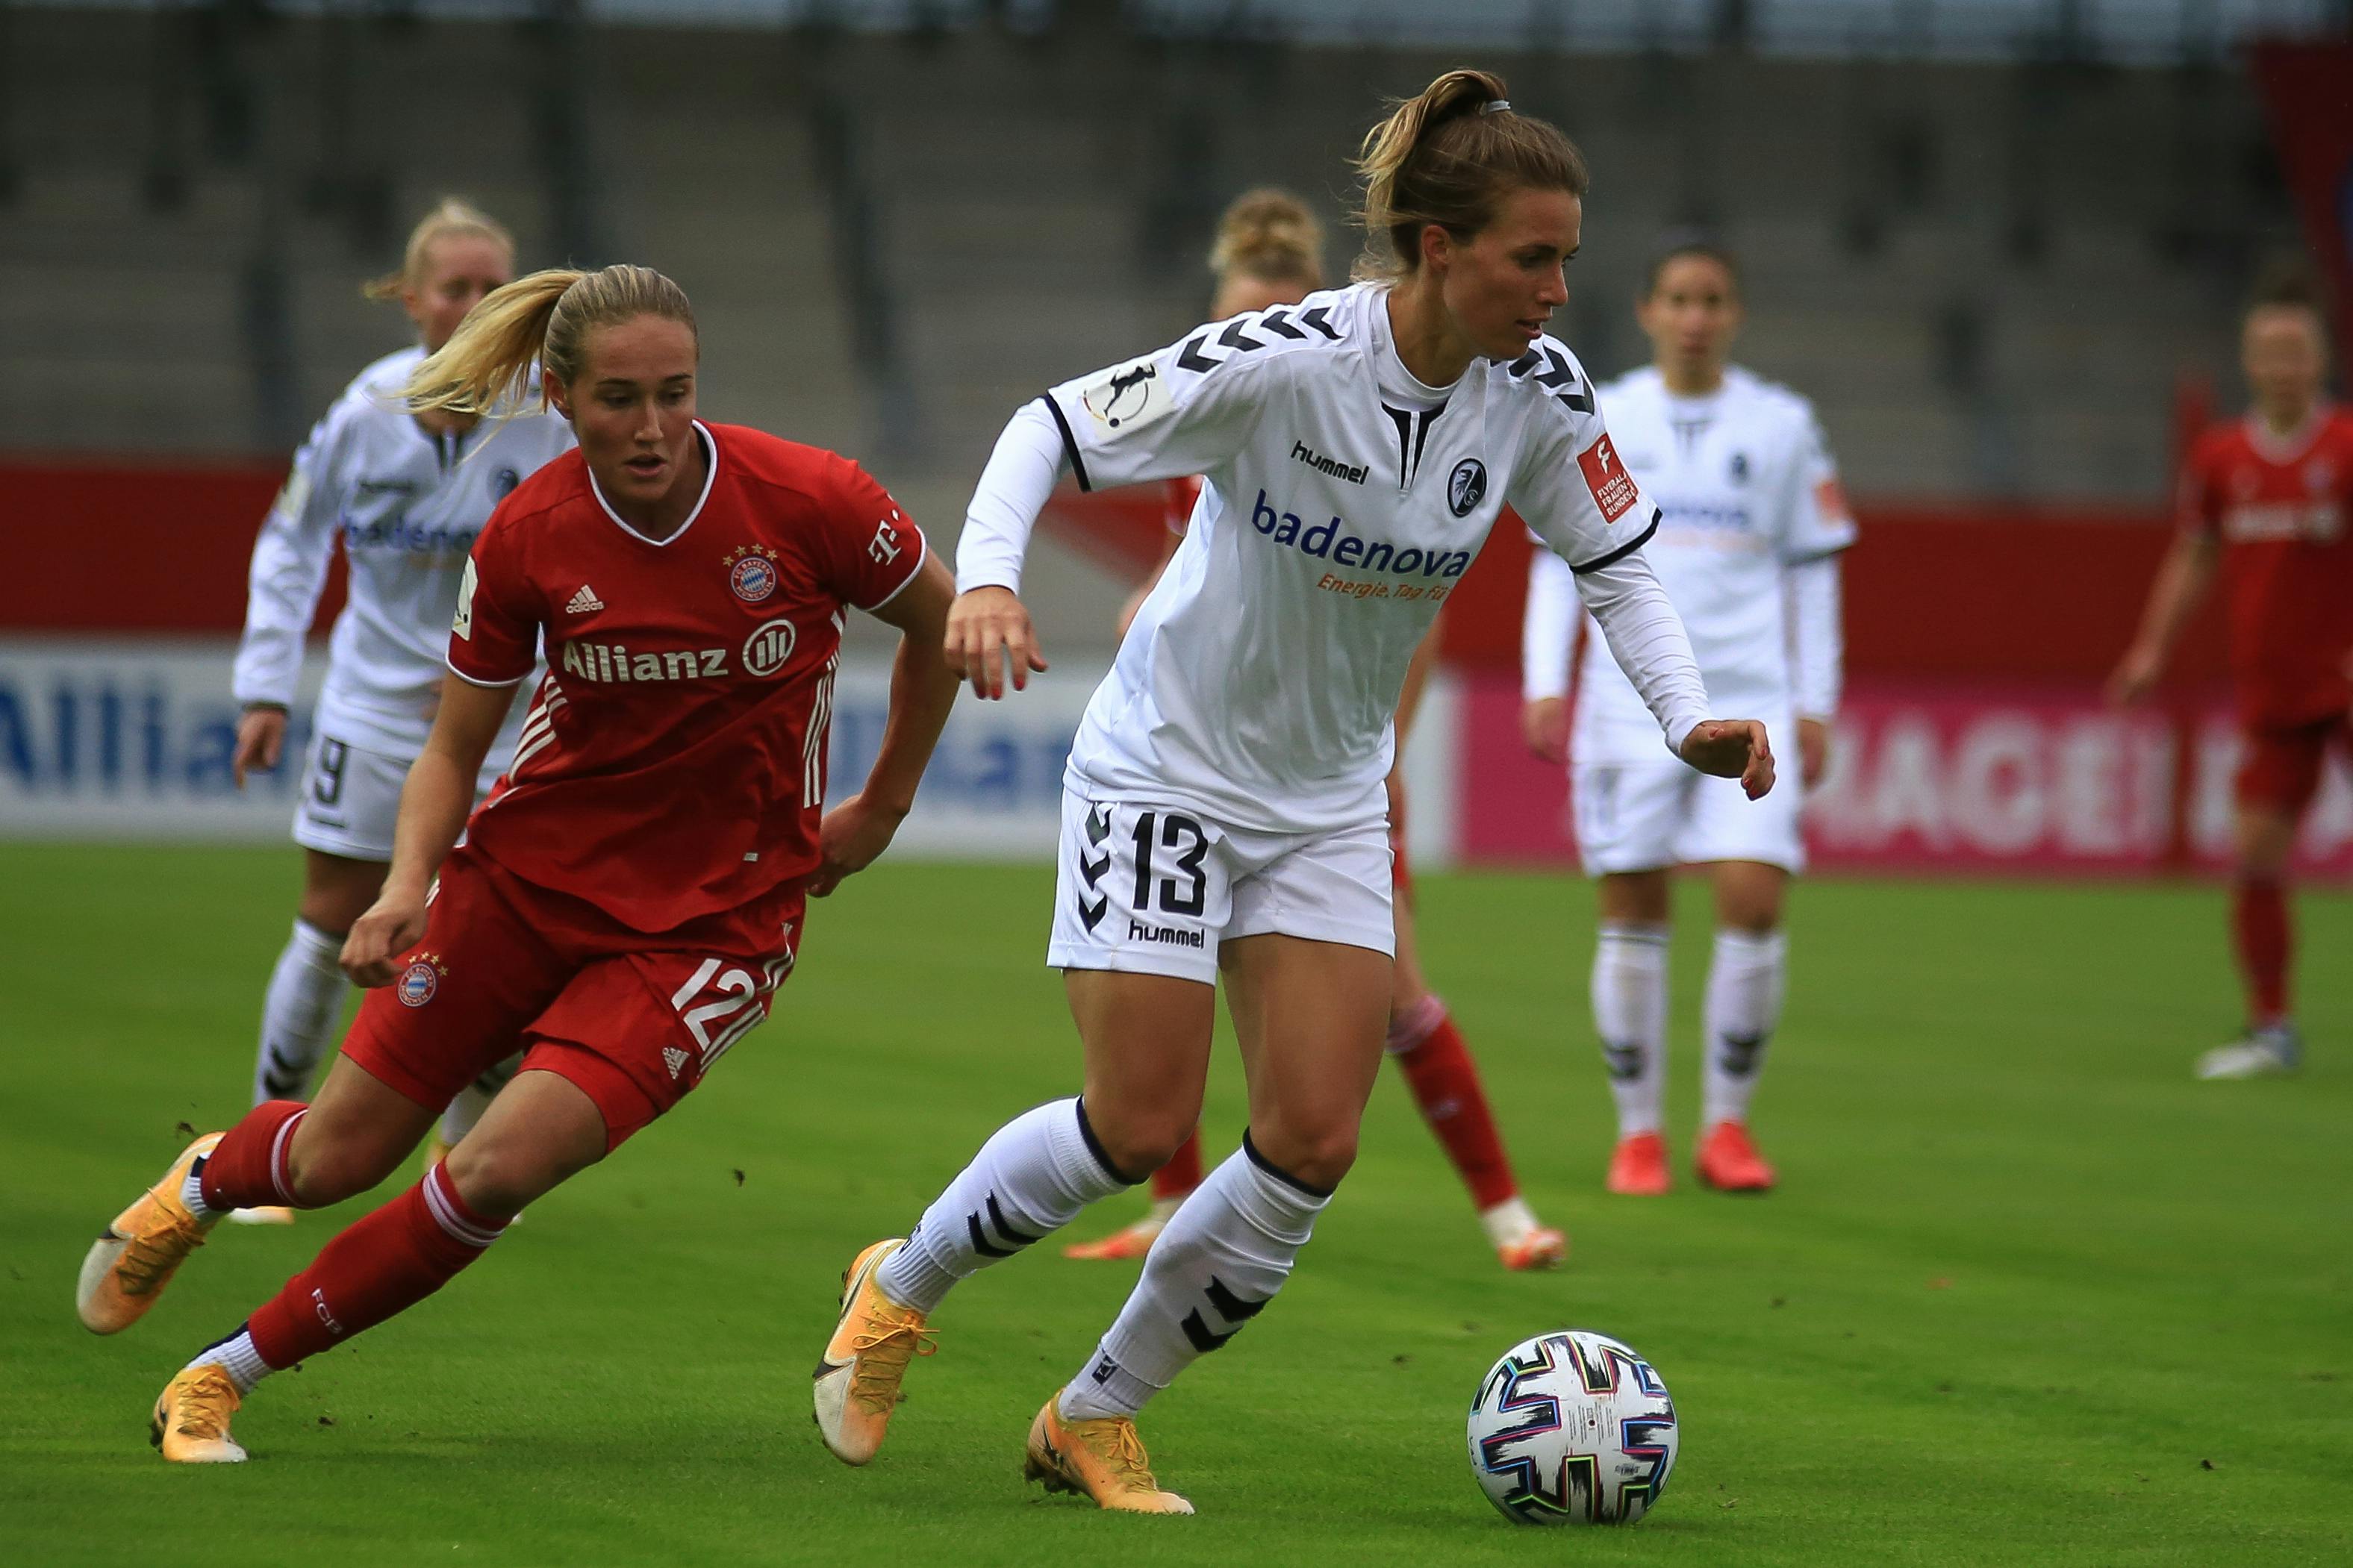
[811,72,1771,1514]
[227,201,574,1220]
[1521,238,1852,1197]
[1065,188,1567,1273]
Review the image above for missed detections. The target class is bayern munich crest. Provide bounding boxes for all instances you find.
[725,543,781,604]
[397,952,449,1008]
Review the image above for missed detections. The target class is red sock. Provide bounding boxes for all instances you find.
[1389,997,1518,1211]
[199,1100,310,1211]
[246,1163,506,1369]
[2231,878,2292,1025]
[1152,1128,1204,1202]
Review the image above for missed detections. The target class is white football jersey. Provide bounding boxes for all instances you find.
[1550,364,1854,759]
[994,281,1705,835]
[231,347,576,757]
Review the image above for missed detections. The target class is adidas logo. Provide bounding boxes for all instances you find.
[566,584,605,614]
[662,1046,689,1081]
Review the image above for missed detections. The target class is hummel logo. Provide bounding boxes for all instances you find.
[1080,893,1109,931]
[1600,1040,1644,1081]
[1085,804,1112,846]
[662,1046,689,1080]
[566,584,605,614]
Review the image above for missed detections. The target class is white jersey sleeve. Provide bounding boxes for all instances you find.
[1039,313,1298,492]
[1777,403,1858,565]
[1787,555,1843,719]
[956,307,1321,594]
[1508,375,1706,752]
[1521,546,1578,702]
[231,404,348,711]
[1774,396,1851,717]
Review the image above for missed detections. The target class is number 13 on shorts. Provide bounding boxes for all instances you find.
[1047,796,1232,980]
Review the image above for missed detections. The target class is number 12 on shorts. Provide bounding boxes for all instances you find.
[667,949,794,1070]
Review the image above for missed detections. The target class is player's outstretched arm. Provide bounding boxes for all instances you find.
[815,551,962,897]
[342,675,512,986]
[2110,530,2219,705]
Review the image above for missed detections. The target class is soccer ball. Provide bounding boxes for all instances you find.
[1465,1329,1679,1525]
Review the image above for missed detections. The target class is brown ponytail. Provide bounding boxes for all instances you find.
[405,263,697,416]
[1353,68,1589,280]
[1209,189,1325,293]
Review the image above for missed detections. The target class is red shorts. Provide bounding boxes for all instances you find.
[2234,713,2353,817]
[1389,821,1413,898]
[343,846,802,1151]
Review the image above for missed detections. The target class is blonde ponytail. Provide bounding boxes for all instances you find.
[405,263,697,417]
[363,198,514,303]
[1209,189,1325,292]
[1353,68,1589,280]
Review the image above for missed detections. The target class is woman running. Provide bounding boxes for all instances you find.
[1067,188,1566,1272]
[812,71,1771,1514]
[1522,238,1852,1196]
[227,200,573,1222]
[78,263,962,1464]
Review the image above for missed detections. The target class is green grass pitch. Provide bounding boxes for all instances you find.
[1,844,2347,1566]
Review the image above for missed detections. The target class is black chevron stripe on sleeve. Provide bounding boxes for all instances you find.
[1570,507,1662,575]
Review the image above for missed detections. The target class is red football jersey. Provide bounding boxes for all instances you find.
[2179,407,2353,727]
[446,421,925,935]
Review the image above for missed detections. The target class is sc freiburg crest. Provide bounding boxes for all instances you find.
[398,952,449,1008]
[1448,457,1489,517]
[726,544,780,605]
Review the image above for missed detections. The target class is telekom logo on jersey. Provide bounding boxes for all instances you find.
[557,617,800,684]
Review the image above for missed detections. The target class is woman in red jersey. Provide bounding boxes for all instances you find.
[2112,269,2353,1079]
[77,263,961,1462]
[1066,190,1567,1272]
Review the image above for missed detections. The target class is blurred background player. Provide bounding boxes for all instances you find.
[225,200,573,1222]
[1069,192,1565,1272]
[82,263,961,1464]
[2110,269,2353,1080]
[815,72,1771,1514]
[1523,237,1852,1195]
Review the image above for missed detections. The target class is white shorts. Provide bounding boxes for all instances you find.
[1046,791,1395,984]
[1571,757,1807,876]
[291,729,506,862]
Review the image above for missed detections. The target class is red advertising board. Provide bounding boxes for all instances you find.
[1458,672,2353,878]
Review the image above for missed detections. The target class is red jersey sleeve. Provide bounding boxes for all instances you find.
[817,456,927,612]
[2175,432,2225,539]
[446,514,541,686]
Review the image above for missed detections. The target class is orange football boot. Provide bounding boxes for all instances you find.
[1605,1131,1671,1196]
[1024,1398,1194,1514]
[1062,1215,1166,1261]
[78,1131,225,1334]
[1696,1120,1777,1192]
[812,1238,935,1465]
[151,1365,246,1464]
[1497,1225,1568,1271]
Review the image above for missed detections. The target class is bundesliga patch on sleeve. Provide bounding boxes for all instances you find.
[1815,475,1852,523]
[1578,435,1640,523]
[1078,355,1176,434]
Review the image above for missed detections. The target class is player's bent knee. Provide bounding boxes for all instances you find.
[1081,1104,1197,1185]
[1263,1125,1358,1193]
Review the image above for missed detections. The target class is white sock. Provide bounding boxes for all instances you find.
[876,1097,1134,1314]
[1701,928,1787,1129]
[1592,922,1671,1138]
[440,1054,520,1145]
[252,919,349,1105]
[1062,1133,1330,1422]
[187,1327,272,1394]
[1477,1194,1541,1249]
[181,1155,224,1224]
